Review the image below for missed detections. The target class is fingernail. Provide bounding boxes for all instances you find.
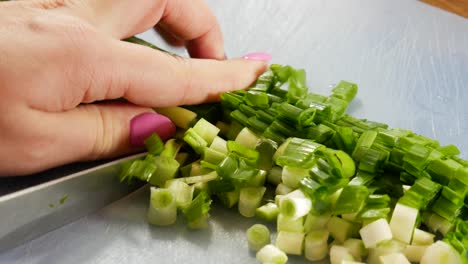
[242,52,272,61]
[130,112,176,147]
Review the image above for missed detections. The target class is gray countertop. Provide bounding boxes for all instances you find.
[1,0,467,263]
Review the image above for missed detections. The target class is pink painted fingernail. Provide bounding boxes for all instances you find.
[130,112,176,147]
[242,52,272,61]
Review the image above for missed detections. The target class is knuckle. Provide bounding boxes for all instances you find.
[178,57,195,105]
[85,105,119,160]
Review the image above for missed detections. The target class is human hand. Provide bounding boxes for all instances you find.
[0,0,269,176]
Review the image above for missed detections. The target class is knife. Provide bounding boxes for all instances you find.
[0,153,145,252]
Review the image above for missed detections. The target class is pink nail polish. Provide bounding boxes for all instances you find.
[242,52,272,61]
[130,112,176,147]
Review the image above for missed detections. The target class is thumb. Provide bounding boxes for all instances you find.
[50,102,175,164]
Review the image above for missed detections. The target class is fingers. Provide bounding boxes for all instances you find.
[82,40,268,107]
[64,0,225,59]
[157,0,224,59]
[154,25,185,47]
[0,103,160,176]
[34,103,162,175]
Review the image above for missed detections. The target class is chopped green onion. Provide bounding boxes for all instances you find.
[329,245,355,264]
[389,203,419,244]
[275,231,305,255]
[328,216,356,244]
[334,185,369,215]
[275,184,295,197]
[144,133,164,155]
[148,156,180,187]
[192,118,220,145]
[216,190,239,208]
[359,218,393,248]
[183,128,208,154]
[235,127,260,149]
[412,228,435,245]
[279,189,312,219]
[304,230,329,261]
[182,191,212,228]
[238,186,266,217]
[164,180,194,209]
[256,202,279,222]
[256,244,288,264]
[276,213,304,232]
[304,212,331,233]
[246,224,271,251]
[147,187,177,226]
[281,166,309,189]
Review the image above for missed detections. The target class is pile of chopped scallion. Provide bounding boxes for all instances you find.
[119,63,468,264]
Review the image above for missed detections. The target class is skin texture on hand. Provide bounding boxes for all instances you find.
[0,0,268,176]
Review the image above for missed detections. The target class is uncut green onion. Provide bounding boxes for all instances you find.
[244,91,269,109]
[147,187,177,226]
[230,109,249,127]
[256,109,276,124]
[220,92,244,109]
[155,106,197,129]
[270,120,298,138]
[247,116,269,132]
[263,127,287,144]
[246,224,271,251]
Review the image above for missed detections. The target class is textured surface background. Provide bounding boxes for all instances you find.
[1,0,467,263]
